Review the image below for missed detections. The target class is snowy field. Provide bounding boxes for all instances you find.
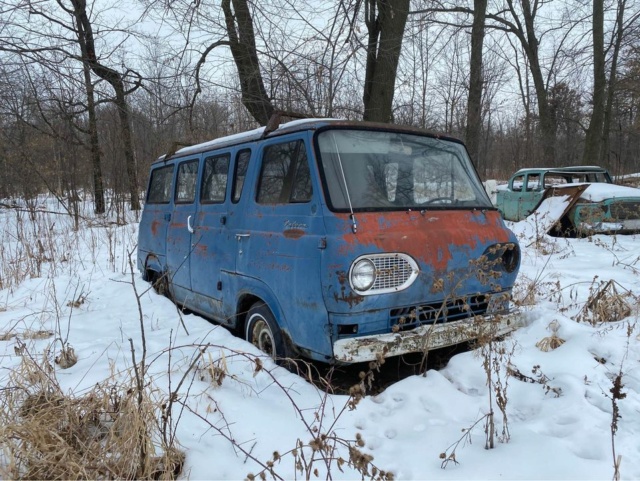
[0,195,639,480]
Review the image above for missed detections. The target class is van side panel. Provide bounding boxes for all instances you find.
[228,133,332,359]
[188,150,235,322]
[165,159,200,302]
[138,164,174,275]
[231,204,330,357]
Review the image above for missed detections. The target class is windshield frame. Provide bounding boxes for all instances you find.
[313,126,494,213]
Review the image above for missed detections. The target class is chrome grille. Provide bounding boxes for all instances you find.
[390,294,494,330]
[372,255,414,290]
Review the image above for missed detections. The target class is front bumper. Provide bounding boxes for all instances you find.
[332,311,522,363]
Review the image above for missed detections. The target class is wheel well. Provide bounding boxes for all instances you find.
[236,294,263,334]
[143,254,164,281]
[143,267,171,298]
[143,268,157,283]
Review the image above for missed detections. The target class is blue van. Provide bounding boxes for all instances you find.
[137,119,521,363]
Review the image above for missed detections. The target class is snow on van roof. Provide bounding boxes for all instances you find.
[160,118,339,160]
[512,165,607,175]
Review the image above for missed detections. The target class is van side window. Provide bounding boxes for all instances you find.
[232,149,251,203]
[257,140,312,204]
[147,165,174,204]
[175,160,198,203]
[201,154,230,203]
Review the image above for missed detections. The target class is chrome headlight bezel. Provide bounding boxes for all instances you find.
[349,253,419,295]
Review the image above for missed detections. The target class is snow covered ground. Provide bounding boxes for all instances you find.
[0,197,639,480]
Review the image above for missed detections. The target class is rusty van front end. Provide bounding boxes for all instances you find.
[314,126,521,362]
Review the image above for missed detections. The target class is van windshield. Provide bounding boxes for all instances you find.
[316,129,492,211]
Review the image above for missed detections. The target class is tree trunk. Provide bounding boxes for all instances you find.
[466,0,488,164]
[583,0,606,165]
[518,0,555,164]
[601,0,626,170]
[84,61,105,214]
[222,0,274,126]
[362,0,410,123]
[70,0,141,211]
[74,12,105,215]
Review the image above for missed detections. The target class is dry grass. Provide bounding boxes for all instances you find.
[0,331,15,341]
[21,329,54,340]
[0,353,184,480]
[55,345,78,369]
[0,330,54,342]
[536,320,566,352]
[197,350,228,387]
[574,280,633,326]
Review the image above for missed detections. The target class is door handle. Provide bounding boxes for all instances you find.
[187,215,195,234]
[235,233,250,240]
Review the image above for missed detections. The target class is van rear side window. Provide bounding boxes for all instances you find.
[201,154,230,203]
[175,160,198,203]
[147,165,174,204]
[257,140,312,204]
[232,149,251,203]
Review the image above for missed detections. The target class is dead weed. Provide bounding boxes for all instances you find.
[0,354,184,480]
[574,280,633,325]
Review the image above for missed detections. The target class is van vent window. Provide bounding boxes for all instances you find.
[232,149,251,203]
[291,148,312,202]
[201,154,230,203]
[175,160,198,204]
[147,165,174,204]
[257,140,312,204]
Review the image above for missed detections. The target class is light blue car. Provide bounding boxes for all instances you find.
[496,166,640,235]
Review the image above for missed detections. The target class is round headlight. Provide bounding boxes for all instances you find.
[351,258,376,291]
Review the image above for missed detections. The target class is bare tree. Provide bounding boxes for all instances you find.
[77,27,104,214]
[466,0,487,163]
[361,0,411,123]
[415,0,586,164]
[222,0,274,125]
[67,0,142,210]
[0,0,145,211]
[600,0,638,168]
[583,0,606,164]
[487,0,564,164]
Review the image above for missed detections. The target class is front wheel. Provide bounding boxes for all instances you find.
[245,303,288,361]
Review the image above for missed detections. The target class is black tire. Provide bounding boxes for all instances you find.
[245,303,288,361]
[150,271,171,299]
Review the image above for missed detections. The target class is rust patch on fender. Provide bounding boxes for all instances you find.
[283,229,305,239]
[332,270,364,306]
[334,288,364,308]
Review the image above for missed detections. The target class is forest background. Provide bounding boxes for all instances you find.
[1,0,639,214]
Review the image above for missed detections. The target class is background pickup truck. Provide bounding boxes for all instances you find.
[495,166,640,236]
